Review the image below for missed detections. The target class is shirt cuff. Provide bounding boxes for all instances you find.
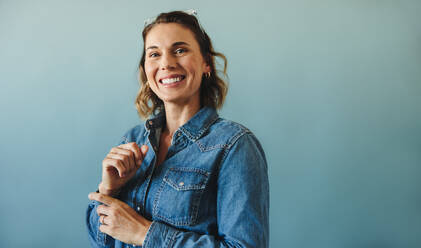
[142,221,178,248]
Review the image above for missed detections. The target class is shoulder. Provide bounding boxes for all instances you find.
[212,118,252,146]
[211,118,268,174]
[197,117,262,153]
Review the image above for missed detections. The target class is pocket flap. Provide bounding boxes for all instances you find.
[163,167,209,191]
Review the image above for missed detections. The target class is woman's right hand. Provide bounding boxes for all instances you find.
[99,142,148,196]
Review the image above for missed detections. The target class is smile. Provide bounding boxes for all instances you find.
[159,75,186,85]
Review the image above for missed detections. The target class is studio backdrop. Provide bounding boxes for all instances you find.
[1,0,420,247]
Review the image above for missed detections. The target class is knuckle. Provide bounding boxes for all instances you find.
[117,161,125,171]
[128,149,134,158]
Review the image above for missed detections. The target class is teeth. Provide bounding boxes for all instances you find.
[161,77,183,84]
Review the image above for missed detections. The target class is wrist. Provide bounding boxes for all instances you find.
[98,182,121,197]
[135,220,152,246]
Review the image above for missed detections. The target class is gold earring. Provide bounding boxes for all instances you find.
[205,72,211,78]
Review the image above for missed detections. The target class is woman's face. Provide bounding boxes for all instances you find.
[144,23,210,108]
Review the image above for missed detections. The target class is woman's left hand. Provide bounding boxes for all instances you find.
[88,192,152,246]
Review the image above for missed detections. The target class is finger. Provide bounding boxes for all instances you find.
[109,147,132,168]
[99,223,111,234]
[106,153,133,172]
[103,158,127,177]
[111,146,136,170]
[88,192,117,207]
[99,215,106,225]
[99,214,111,225]
[96,204,111,216]
[119,143,143,166]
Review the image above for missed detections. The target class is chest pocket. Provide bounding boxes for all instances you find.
[153,167,210,226]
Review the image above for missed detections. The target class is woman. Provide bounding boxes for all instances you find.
[86,10,269,248]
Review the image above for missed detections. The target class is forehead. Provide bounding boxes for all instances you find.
[145,23,199,49]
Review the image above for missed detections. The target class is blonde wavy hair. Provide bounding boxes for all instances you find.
[135,11,228,119]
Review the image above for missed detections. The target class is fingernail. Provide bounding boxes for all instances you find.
[142,146,148,153]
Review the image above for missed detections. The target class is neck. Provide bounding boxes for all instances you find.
[163,101,201,136]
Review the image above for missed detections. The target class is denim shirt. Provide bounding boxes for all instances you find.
[86,107,269,248]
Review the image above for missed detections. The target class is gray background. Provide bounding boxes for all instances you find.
[1,0,420,247]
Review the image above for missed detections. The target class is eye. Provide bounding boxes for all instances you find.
[174,48,187,55]
[148,52,160,58]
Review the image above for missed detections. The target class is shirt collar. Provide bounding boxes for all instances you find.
[145,106,219,141]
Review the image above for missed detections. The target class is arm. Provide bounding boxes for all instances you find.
[143,133,270,248]
[86,137,149,247]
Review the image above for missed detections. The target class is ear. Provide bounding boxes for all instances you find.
[204,64,211,73]
[202,53,211,73]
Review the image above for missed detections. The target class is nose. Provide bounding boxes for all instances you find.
[160,53,176,70]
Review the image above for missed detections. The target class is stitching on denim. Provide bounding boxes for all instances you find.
[168,167,210,175]
[189,184,205,225]
[143,221,156,248]
[167,229,179,248]
[216,131,251,177]
[193,115,219,140]
[155,205,198,226]
[226,128,251,150]
[194,118,252,152]
[196,140,229,152]
[152,174,166,217]
[153,168,209,226]
[180,115,219,141]
[163,167,209,191]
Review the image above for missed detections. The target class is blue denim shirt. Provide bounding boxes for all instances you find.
[86,107,269,247]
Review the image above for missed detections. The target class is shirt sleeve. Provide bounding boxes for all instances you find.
[142,132,270,248]
[85,130,133,248]
[86,200,115,248]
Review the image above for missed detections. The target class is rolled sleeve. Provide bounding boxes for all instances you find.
[142,221,179,248]
[86,200,115,248]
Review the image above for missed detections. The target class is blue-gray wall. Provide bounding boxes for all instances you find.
[1,0,420,247]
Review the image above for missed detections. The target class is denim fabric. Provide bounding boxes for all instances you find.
[86,107,269,248]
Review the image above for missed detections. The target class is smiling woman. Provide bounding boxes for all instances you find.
[86,10,269,248]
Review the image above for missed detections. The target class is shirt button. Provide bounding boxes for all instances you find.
[137,206,140,212]
[179,182,184,186]
[177,132,181,137]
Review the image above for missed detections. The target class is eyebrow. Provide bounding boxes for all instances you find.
[146,41,190,51]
